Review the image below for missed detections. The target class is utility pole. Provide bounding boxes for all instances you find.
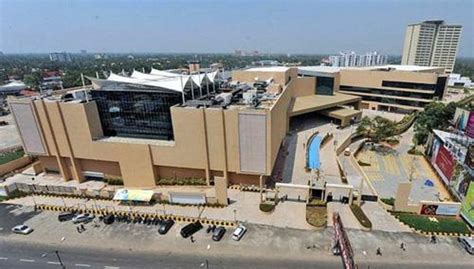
[55,250,65,269]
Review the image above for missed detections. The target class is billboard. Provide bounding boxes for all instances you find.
[420,203,460,216]
[460,182,474,228]
[434,145,455,184]
[466,112,474,138]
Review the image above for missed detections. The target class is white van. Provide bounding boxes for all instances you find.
[458,236,474,255]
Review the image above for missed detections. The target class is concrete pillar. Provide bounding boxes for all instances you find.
[214,176,228,205]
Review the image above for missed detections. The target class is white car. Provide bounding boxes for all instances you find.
[72,213,94,224]
[458,236,474,255]
[232,225,247,241]
[11,225,33,235]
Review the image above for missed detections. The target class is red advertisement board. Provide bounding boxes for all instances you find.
[434,145,455,182]
[466,111,474,138]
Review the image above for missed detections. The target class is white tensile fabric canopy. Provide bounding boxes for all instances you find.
[107,69,219,94]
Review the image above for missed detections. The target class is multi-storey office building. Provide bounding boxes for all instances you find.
[299,65,448,112]
[9,67,361,191]
[401,20,462,73]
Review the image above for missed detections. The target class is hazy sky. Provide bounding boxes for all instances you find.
[0,0,472,56]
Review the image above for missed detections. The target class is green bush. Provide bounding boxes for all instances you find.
[306,204,327,227]
[0,149,25,165]
[393,213,471,234]
[259,202,275,212]
[107,178,124,185]
[156,177,206,186]
[350,205,372,229]
[357,160,371,166]
[407,147,424,156]
[380,197,395,206]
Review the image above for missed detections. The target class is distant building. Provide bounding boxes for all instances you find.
[448,73,473,88]
[252,60,280,67]
[80,49,87,54]
[328,51,387,67]
[40,71,63,91]
[234,50,260,57]
[188,60,200,73]
[49,52,72,63]
[94,53,108,60]
[402,20,462,73]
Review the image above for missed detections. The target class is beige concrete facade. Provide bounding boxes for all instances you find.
[9,67,363,190]
[338,68,448,111]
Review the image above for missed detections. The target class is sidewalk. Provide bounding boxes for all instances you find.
[5,190,314,230]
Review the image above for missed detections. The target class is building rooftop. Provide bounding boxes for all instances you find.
[246,66,291,72]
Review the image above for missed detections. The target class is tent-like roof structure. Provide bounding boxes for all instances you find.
[87,69,219,95]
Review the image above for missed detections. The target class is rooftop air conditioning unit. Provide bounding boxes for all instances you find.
[243,89,257,105]
[216,92,233,106]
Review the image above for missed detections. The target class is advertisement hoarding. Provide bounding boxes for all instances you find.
[434,145,455,184]
[466,111,474,138]
[460,182,474,228]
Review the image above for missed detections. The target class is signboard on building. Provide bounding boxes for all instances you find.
[435,204,460,216]
[460,182,474,228]
[467,111,474,138]
[434,145,455,184]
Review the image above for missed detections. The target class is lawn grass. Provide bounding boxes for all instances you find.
[350,204,372,229]
[0,149,25,165]
[306,205,327,228]
[393,212,471,234]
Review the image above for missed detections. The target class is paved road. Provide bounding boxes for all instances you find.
[0,239,340,269]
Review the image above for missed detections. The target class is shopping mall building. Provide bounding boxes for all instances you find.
[8,64,448,190]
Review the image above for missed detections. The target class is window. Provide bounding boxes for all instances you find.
[381,80,435,90]
[91,89,182,140]
[316,76,334,95]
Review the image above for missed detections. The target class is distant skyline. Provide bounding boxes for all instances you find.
[0,0,472,57]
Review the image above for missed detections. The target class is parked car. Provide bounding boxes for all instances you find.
[158,219,175,235]
[103,215,115,225]
[232,225,247,241]
[11,225,33,235]
[344,148,351,156]
[180,221,203,238]
[72,213,94,224]
[458,236,474,255]
[58,212,75,222]
[212,226,226,241]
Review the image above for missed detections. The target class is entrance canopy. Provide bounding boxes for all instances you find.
[113,188,154,202]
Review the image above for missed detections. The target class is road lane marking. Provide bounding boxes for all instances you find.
[104,266,120,269]
[20,259,35,263]
[47,261,61,265]
[0,257,8,260]
[75,264,91,267]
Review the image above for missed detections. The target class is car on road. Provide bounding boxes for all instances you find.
[58,212,75,222]
[458,236,474,255]
[180,221,202,238]
[72,213,95,224]
[232,225,247,241]
[103,215,115,225]
[158,219,175,235]
[212,226,226,241]
[11,225,33,235]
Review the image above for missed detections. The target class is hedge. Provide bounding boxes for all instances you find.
[380,197,395,206]
[156,177,206,186]
[357,160,371,166]
[350,205,372,229]
[0,149,25,165]
[259,202,275,213]
[393,212,471,234]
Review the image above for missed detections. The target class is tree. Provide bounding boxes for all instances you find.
[372,116,396,143]
[23,72,42,89]
[413,102,457,145]
[356,116,373,137]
